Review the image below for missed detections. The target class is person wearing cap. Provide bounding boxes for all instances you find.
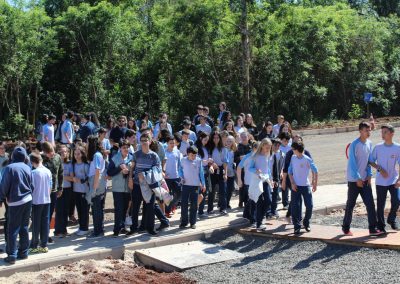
[178,146,205,229]
[42,114,56,147]
[180,120,197,142]
[0,147,33,264]
[195,115,212,135]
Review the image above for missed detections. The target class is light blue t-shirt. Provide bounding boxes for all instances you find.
[63,162,72,188]
[288,154,318,187]
[89,152,105,177]
[227,149,235,177]
[102,138,112,151]
[73,162,89,193]
[211,147,229,167]
[249,154,272,179]
[179,130,197,142]
[179,140,192,157]
[61,119,74,144]
[347,138,372,182]
[165,148,182,179]
[32,166,52,205]
[195,124,212,135]
[179,157,205,187]
[369,142,400,186]
[280,144,292,155]
[238,152,253,185]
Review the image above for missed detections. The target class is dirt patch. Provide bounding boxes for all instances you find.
[2,258,195,284]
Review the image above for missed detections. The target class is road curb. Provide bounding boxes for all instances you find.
[297,121,400,136]
[0,219,248,277]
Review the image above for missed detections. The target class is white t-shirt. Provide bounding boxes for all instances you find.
[42,123,55,145]
[370,142,400,186]
[32,165,52,205]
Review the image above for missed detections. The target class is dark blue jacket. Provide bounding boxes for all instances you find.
[0,147,33,205]
[80,121,96,143]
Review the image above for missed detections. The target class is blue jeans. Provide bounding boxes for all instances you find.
[282,176,290,207]
[31,204,50,248]
[91,194,105,235]
[74,192,89,231]
[256,183,272,227]
[55,187,73,234]
[6,201,31,260]
[181,185,199,226]
[343,182,377,231]
[208,168,227,212]
[113,192,130,234]
[165,178,181,213]
[226,176,235,207]
[376,185,400,230]
[291,186,313,230]
[49,191,57,226]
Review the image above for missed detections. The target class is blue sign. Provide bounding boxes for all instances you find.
[364,92,373,104]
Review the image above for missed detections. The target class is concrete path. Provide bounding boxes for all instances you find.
[240,219,400,250]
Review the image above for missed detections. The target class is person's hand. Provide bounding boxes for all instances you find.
[212,163,218,170]
[240,155,244,160]
[120,164,127,170]
[73,177,80,183]
[292,184,298,192]
[200,185,206,192]
[356,179,363,188]
[380,168,389,178]
[395,179,400,188]
[367,176,372,186]
[57,190,63,198]
[209,167,214,174]
[312,185,317,192]
[122,168,129,175]
[223,174,228,181]
[181,179,185,185]
[138,172,144,182]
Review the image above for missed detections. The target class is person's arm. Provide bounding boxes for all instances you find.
[348,141,362,185]
[222,148,228,181]
[128,161,135,190]
[0,168,10,202]
[57,157,64,197]
[64,164,74,182]
[308,156,318,192]
[178,159,185,184]
[288,162,297,192]
[199,163,205,191]
[368,146,388,178]
[107,158,121,177]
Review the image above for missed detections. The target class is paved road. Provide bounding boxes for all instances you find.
[303,127,396,185]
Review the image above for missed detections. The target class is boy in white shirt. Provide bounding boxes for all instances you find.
[369,124,400,233]
[30,153,52,253]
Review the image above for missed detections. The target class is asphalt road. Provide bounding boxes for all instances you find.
[303,127,397,185]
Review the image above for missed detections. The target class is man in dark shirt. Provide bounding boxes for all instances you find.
[109,115,128,144]
[234,132,252,207]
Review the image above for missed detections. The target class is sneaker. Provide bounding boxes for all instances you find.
[138,226,146,233]
[305,226,311,232]
[147,230,157,236]
[207,210,215,215]
[238,202,243,208]
[113,232,119,238]
[54,233,67,238]
[294,228,301,235]
[17,255,28,260]
[250,223,257,229]
[4,257,15,265]
[369,229,385,236]
[157,223,170,231]
[198,213,206,219]
[29,248,40,254]
[179,224,188,229]
[38,247,49,253]
[342,229,353,236]
[282,205,289,210]
[227,205,232,210]
[76,230,89,236]
[220,210,228,215]
[87,232,104,239]
[190,224,196,229]
[125,229,137,236]
[256,224,267,231]
[285,211,291,218]
[48,237,54,244]
[389,222,399,231]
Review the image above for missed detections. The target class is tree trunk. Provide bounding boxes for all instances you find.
[240,0,251,113]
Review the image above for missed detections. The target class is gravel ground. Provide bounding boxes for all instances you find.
[184,231,400,284]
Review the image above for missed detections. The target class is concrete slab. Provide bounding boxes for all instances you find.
[134,241,244,272]
[239,220,400,250]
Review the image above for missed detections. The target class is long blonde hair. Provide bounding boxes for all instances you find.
[253,138,272,157]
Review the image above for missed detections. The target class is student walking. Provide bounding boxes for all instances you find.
[288,141,318,235]
[369,124,400,233]
[342,122,383,236]
[179,146,206,229]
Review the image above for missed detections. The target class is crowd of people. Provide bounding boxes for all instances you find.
[0,102,398,266]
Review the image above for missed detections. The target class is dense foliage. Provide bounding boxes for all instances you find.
[1,0,400,137]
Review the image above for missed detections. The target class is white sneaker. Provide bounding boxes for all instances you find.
[250,223,257,229]
[76,230,89,236]
[257,225,267,231]
[125,216,133,226]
